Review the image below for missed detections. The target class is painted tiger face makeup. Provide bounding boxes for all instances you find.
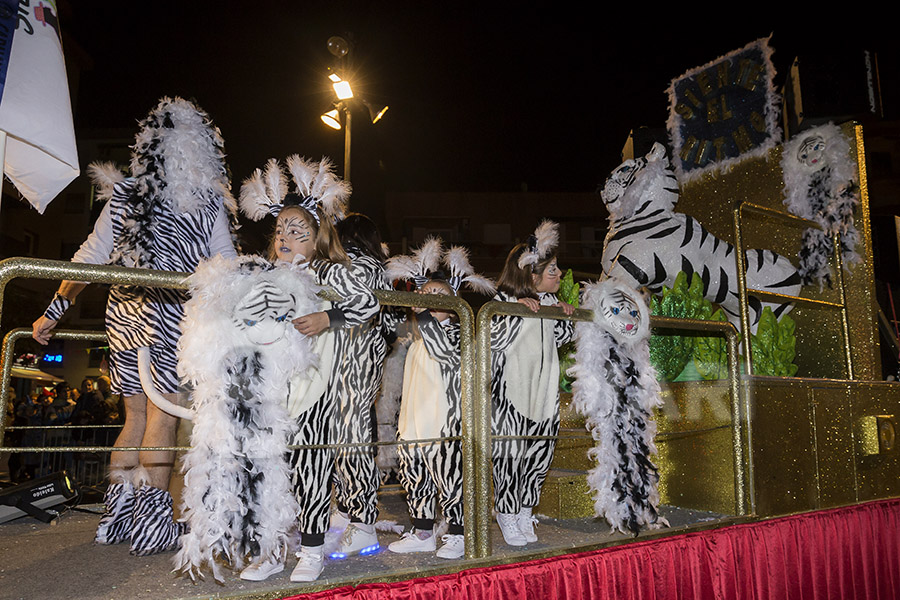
[233,281,297,346]
[274,210,315,264]
[533,258,562,294]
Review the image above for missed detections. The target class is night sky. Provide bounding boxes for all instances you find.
[61,5,899,223]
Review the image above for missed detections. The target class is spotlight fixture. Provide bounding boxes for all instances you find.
[320,108,341,130]
[0,471,78,524]
[332,80,354,100]
[362,99,389,124]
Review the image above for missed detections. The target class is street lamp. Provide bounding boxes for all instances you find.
[318,37,388,183]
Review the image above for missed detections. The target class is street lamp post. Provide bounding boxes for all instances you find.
[319,36,387,184]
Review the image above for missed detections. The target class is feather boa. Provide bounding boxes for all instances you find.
[570,279,668,535]
[173,255,321,581]
[112,97,235,269]
[782,122,860,288]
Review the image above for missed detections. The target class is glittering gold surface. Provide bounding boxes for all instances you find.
[854,383,900,501]
[535,470,595,518]
[676,122,879,380]
[655,381,736,515]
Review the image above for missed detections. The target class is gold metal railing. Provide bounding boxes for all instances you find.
[0,257,747,562]
[474,301,747,558]
[733,203,853,378]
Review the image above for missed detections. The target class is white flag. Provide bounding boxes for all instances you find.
[0,0,79,213]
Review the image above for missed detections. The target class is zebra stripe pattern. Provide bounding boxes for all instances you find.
[396,314,465,530]
[490,291,573,514]
[332,252,395,526]
[129,485,187,556]
[601,144,801,332]
[290,259,380,540]
[101,179,224,394]
[94,481,135,545]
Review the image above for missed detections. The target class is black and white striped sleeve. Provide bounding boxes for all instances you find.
[489,291,523,353]
[416,312,460,367]
[316,260,380,329]
[544,293,575,346]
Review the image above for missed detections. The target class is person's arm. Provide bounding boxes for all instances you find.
[293,261,379,336]
[208,204,237,259]
[33,201,117,344]
[416,311,460,367]
[490,291,523,353]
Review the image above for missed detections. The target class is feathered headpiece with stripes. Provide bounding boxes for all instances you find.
[385,236,443,289]
[239,155,350,225]
[518,220,559,270]
[443,245,496,295]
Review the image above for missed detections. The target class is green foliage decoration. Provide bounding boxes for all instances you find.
[692,307,729,380]
[558,269,579,392]
[649,271,705,381]
[750,307,798,377]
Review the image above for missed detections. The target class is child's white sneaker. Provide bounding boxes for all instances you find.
[496,512,527,546]
[290,545,325,582]
[240,556,285,581]
[436,534,464,559]
[517,506,538,543]
[387,529,436,553]
[335,523,379,557]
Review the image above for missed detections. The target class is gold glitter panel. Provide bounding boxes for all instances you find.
[854,383,900,501]
[655,381,736,515]
[810,386,858,508]
[675,123,879,380]
[535,469,595,519]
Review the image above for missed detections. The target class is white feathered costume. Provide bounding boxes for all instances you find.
[570,278,668,535]
[174,255,322,580]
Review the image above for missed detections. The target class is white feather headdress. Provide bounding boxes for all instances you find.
[239,155,350,224]
[444,245,496,295]
[385,236,443,289]
[518,220,559,269]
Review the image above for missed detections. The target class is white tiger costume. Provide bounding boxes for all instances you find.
[174,256,320,581]
[571,279,668,536]
[600,142,801,332]
[41,97,237,557]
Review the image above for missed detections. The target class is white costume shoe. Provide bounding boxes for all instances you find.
[496,512,527,546]
[240,556,285,581]
[387,529,436,554]
[436,534,464,559]
[517,506,538,543]
[290,545,325,582]
[334,523,379,557]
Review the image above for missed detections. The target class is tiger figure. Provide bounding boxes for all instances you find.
[599,142,801,333]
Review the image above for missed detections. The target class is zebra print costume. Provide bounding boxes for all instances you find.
[57,175,236,395]
[398,312,464,533]
[331,249,398,526]
[287,258,380,545]
[600,142,801,333]
[174,256,320,581]
[491,290,574,514]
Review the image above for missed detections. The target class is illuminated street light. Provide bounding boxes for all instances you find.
[320,108,341,130]
[332,80,354,100]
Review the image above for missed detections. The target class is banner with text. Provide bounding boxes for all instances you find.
[666,37,781,183]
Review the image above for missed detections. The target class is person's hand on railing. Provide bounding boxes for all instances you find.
[517,297,541,312]
[32,315,58,345]
[554,301,575,316]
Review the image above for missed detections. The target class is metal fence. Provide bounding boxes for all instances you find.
[0,256,746,560]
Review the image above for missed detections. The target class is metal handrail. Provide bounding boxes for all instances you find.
[734,204,853,378]
[474,301,748,559]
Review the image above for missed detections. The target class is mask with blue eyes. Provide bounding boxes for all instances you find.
[232,280,297,347]
[595,280,650,346]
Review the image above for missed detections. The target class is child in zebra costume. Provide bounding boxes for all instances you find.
[32,97,237,556]
[240,156,380,582]
[173,255,321,581]
[327,213,400,555]
[491,221,575,546]
[385,239,495,559]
